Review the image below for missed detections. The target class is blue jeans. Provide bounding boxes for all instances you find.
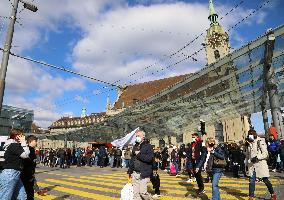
[0,169,27,200]
[249,170,274,197]
[125,159,130,168]
[109,156,114,167]
[212,169,223,200]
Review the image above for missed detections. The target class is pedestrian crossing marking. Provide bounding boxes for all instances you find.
[37,182,118,200]
[92,173,281,184]
[86,174,279,188]
[35,193,63,200]
[41,177,249,200]
[36,170,283,200]
[64,177,266,195]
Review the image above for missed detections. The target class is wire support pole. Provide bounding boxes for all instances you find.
[261,91,269,140]
[0,0,19,113]
[264,29,284,139]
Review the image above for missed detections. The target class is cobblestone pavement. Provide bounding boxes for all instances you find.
[34,166,284,200]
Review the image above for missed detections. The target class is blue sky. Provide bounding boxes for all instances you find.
[0,0,283,130]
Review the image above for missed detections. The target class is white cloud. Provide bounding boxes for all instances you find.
[75,95,90,104]
[0,0,273,128]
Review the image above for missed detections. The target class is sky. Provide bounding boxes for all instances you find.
[0,0,283,131]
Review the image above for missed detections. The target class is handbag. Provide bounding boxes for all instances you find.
[212,156,226,168]
[120,177,134,200]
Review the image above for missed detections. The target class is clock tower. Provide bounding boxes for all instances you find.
[205,0,230,65]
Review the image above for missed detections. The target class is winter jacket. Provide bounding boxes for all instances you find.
[129,141,154,179]
[186,140,205,170]
[245,137,270,178]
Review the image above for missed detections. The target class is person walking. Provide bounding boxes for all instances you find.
[98,146,107,168]
[57,148,66,169]
[86,147,93,167]
[245,130,277,200]
[21,135,46,199]
[171,146,179,176]
[279,140,284,172]
[267,135,280,172]
[178,144,187,174]
[185,133,205,195]
[202,138,226,200]
[0,128,30,200]
[75,148,82,167]
[128,130,154,200]
[124,147,131,168]
[230,143,243,178]
[115,147,122,168]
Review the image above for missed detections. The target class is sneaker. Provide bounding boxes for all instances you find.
[270,193,277,200]
[164,169,168,172]
[272,169,276,172]
[152,194,161,199]
[37,190,47,196]
[176,174,181,177]
[196,189,205,195]
[192,177,196,182]
[186,178,193,183]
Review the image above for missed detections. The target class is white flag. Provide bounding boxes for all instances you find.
[111,127,139,149]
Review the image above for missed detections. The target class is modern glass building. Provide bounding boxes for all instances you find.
[0,105,34,136]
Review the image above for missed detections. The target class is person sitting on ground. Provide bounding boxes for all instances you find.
[0,128,30,200]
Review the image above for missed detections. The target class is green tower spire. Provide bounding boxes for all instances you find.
[208,0,218,25]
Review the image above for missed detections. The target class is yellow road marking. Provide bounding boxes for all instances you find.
[40,178,251,200]
[81,175,269,190]
[92,173,281,185]
[37,182,118,200]
[35,193,61,200]
[70,177,265,195]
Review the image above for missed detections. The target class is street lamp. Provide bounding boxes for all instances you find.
[0,0,37,113]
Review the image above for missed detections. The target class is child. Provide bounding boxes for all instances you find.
[151,157,161,198]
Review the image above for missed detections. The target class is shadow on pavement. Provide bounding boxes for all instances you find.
[35,168,61,174]
[52,195,70,200]
[219,186,246,200]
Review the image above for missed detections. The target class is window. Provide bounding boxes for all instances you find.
[214,50,220,60]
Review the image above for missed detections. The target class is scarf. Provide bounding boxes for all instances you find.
[191,137,201,160]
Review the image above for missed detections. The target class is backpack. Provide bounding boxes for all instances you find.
[268,141,279,152]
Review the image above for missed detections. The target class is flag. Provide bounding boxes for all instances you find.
[111,127,139,149]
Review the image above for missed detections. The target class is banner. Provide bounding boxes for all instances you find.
[111,127,139,149]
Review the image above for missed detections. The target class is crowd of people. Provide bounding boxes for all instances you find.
[0,127,283,200]
[37,146,132,169]
[127,130,283,200]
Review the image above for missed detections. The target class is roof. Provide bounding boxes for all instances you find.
[113,74,190,109]
[49,112,106,129]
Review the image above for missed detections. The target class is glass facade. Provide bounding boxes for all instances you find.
[0,105,34,136]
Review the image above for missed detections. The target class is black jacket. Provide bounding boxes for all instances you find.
[129,141,154,178]
[199,145,226,170]
[186,141,205,169]
[21,146,36,181]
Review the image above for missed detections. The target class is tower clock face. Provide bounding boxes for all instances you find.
[208,33,225,49]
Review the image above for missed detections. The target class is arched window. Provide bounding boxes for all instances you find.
[214,50,220,60]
